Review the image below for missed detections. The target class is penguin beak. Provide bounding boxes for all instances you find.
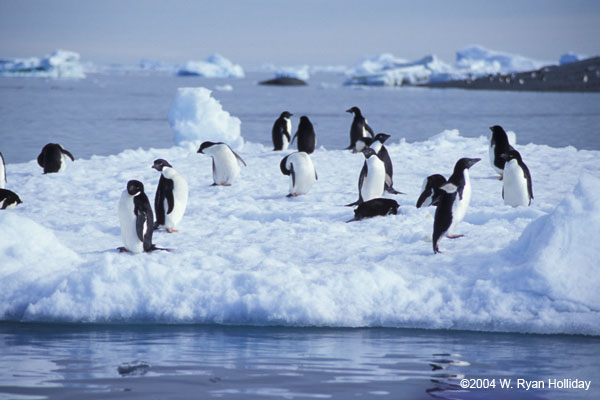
[470,158,481,168]
[346,108,352,113]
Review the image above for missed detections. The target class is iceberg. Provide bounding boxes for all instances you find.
[168,86,243,149]
[262,64,311,80]
[455,45,548,76]
[0,50,86,79]
[176,54,244,78]
[559,52,589,65]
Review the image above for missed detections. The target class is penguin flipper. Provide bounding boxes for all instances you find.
[165,187,175,214]
[290,164,296,188]
[37,152,44,168]
[365,122,374,137]
[154,177,166,226]
[231,149,247,167]
[135,212,147,243]
[314,169,318,181]
[61,149,75,161]
[290,132,298,145]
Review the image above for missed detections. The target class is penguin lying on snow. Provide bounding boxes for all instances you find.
[118,180,161,254]
[432,158,480,254]
[0,151,6,189]
[152,159,189,232]
[500,150,533,207]
[280,151,318,197]
[197,142,247,186]
[37,143,74,174]
[0,189,22,210]
[347,198,399,222]
[346,147,386,207]
[416,174,447,208]
[489,125,515,180]
[291,116,317,154]
[272,111,293,151]
[346,106,374,152]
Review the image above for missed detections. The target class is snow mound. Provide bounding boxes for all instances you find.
[0,50,86,79]
[177,54,244,78]
[168,87,243,149]
[559,52,589,65]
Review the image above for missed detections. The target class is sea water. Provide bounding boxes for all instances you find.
[1,71,599,399]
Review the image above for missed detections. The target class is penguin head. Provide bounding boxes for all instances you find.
[346,106,361,116]
[455,157,481,171]
[500,150,522,162]
[152,159,172,171]
[490,125,509,143]
[374,133,391,143]
[361,147,377,159]
[280,111,293,119]
[298,116,313,129]
[197,141,218,154]
[126,180,145,196]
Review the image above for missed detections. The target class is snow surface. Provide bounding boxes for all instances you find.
[1,126,599,335]
[176,54,244,78]
[167,87,243,149]
[0,50,86,79]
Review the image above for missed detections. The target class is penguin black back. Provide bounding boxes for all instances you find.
[346,106,374,150]
[37,143,74,173]
[416,174,447,208]
[0,188,22,209]
[347,198,399,222]
[490,125,514,171]
[291,116,316,154]
[128,180,155,252]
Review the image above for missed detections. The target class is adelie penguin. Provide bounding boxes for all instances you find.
[432,158,480,254]
[369,133,403,194]
[347,198,399,222]
[346,147,386,206]
[489,125,515,180]
[280,151,318,197]
[152,159,189,232]
[500,150,533,207]
[346,106,374,152]
[416,174,447,208]
[0,151,6,189]
[291,116,316,154]
[272,111,293,151]
[0,189,22,210]
[197,141,247,186]
[37,143,74,174]
[118,180,159,254]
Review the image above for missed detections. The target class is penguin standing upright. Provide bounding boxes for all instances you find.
[489,125,514,179]
[0,152,6,189]
[369,133,402,194]
[500,150,533,207]
[272,111,293,151]
[152,159,189,232]
[346,147,386,206]
[197,141,247,186]
[0,189,22,210]
[37,143,74,174]
[280,151,318,197]
[346,106,374,152]
[118,180,156,254]
[432,158,480,254]
[416,174,447,208]
[291,116,316,154]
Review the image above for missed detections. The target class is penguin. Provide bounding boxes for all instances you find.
[347,198,399,222]
[280,151,318,197]
[197,142,247,186]
[290,116,316,154]
[432,158,480,254]
[346,106,374,152]
[0,151,6,189]
[118,180,156,254]
[0,189,22,210]
[37,143,74,174]
[152,159,189,232]
[500,150,533,207]
[369,133,403,194]
[346,147,386,206]
[489,125,515,180]
[416,174,447,208]
[272,111,293,151]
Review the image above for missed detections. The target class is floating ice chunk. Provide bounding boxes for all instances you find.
[0,49,86,79]
[168,87,243,149]
[177,54,244,78]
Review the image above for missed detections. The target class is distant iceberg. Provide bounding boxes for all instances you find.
[344,45,550,87]
[559,52,589,65]
[262,64,311,80]
[177,54,244,78]
[0,49,86,79]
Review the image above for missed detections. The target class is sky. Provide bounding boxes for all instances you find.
[1,0,599,68]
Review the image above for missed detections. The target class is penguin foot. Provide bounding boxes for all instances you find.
[117,247,131,253]
[498,174,504,181]
[210,183,218,186]
[433,245,442,254]
[446,234,464,239]
[345,200,360,207]
[286,193,298,197]
[166,228,179,233]
[385,186,405,195]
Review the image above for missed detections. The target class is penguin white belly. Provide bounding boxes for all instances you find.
[448,172,472,234]
[503,160,530,207]
[212,147,240,185]
[282,119,291,150]
[288,153,316,195]
[165,174,189,228]
[0,164,5,189]
[281,135,289,151]
[361,159,385,202]
[370,141,382,153]
[118,191,144,254]
[58,154,69,172]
